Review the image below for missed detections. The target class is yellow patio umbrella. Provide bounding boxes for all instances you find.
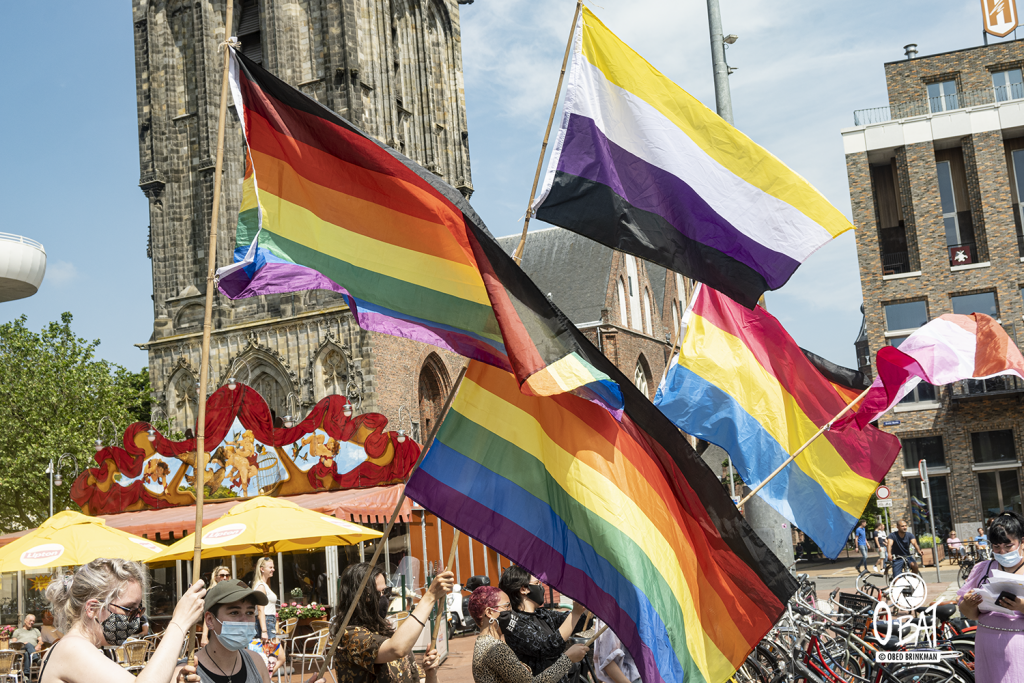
[146,496,382,562]
[0,510,164,572]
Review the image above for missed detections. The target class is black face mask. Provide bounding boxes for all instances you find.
[496,610,513,633]
[378,587,392,618]
[101,612,141,646]
[526,584,545,607]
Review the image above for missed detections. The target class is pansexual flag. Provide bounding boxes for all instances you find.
[654,286,901,558]
[216,50,621,410]
[533,7,852,308]
[406,361,796,683]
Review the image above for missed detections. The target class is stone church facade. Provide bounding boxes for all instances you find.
[134,0,679,440]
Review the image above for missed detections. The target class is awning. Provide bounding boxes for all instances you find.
[0,485,411,547]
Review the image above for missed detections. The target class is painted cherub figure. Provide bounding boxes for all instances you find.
[223,430,259,490]
[142,457,171,492]
[301,432,338,469]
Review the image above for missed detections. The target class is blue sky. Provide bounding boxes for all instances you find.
[0,1,1015,371]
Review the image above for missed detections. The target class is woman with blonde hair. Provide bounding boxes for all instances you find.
[201,566,234,646]
[38,558,206,683]
[251,557,278,643]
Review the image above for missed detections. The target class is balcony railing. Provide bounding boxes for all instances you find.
[853,84,1024,126]
[881,251,910,275]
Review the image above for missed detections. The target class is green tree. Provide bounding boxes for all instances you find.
[0,313,152,532]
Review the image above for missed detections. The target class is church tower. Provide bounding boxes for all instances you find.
[133,0,473,432]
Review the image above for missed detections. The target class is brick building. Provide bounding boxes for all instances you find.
[133,0,678,441]
[843,39,1024,542]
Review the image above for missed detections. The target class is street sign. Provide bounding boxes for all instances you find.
[876,485,891,500]
[882,420,901,427]
[918,459,929,484]
[877,499,893,508]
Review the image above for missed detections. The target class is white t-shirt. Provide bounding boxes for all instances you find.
[255,580,278,617]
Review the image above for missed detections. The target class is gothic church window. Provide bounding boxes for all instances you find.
[617,279,628,327]
[634,355,651,399]
[419,353,450,440]
[238,0,263,64]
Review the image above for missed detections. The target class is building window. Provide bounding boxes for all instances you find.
[642,290,652,335]
[617,279,628,327]
[971,430,1017,464]
[927,79,958,113]
[951,291,998,318]
[1010,147,1024,257]
[873,159,910,275]
[237,0,263,64]
[902,435,945,470]
[884,301,928,331]
[993,68,1024,103]
[634,358,650,398]
[978,469,1023,517]
[907,477,952,540]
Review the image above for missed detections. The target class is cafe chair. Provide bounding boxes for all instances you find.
[289,628,329,679]
[123,639,149,674]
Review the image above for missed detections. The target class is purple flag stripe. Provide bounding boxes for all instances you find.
[556,113,799,288]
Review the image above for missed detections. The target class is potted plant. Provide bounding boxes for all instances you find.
[0,625,13,649]
[917,534,945,566]
[277,602,329,630]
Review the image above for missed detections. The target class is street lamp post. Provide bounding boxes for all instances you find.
[46,453,79,519]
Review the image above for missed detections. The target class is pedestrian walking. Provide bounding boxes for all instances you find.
[854,520,869,573]
[873,523,888,573]
[37,558,206,683]
[957,512,1024,683]
[468,586,588,683]
[252,557,278,643]
[331,562,453,683]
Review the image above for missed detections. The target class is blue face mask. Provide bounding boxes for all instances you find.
[214,617,257,651]
[994,548,1023,568]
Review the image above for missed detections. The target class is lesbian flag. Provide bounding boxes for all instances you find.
[842,313,1024,429]
[532,7,852,308]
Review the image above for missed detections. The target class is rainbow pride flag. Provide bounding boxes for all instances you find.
[216,51,621,410]
[655,286,902,558]
[533,7,852,308]
[406,361,796,683]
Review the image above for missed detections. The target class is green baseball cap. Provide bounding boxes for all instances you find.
[203,580,269,613]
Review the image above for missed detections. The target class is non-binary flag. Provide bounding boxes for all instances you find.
[406,361,796,683]
[654,286,902,558]
[216,50,621,411]
[533,7,852,309]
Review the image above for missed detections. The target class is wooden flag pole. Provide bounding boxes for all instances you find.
[737,385,872,506]
[512,0,582,265]
[316,365,469,679]
[584,623,609,646]
[186,0,234,662]
[433,530,462,647]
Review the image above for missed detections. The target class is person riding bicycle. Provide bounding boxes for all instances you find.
[887,519,923,576]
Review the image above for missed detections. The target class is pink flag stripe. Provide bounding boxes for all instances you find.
[841,313,1024,429]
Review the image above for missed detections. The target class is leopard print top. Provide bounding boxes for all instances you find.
[473,635,572,683]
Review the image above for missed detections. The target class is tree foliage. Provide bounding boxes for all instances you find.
[0,314,152,532]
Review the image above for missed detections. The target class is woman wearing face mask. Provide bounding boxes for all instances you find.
[251,557,278,643]
[187,578,327,683]
[38,558,206,683]
[469,586,588,683]
[957,511,1024,683]
[331,562,454,683]
[201,566,234,647]
[497,566,587,683]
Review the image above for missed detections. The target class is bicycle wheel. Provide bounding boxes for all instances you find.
[888,663,971,682]
[732,655,771,683]
[957,561,974,588]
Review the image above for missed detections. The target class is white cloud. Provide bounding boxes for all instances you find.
[461,0,1006,368]
[45,260,78,287]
